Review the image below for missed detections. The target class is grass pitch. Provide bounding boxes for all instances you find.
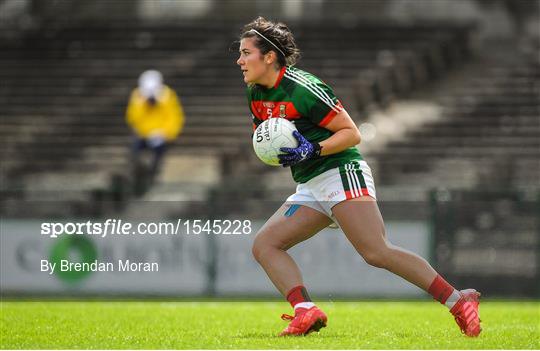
[1,300,538,349]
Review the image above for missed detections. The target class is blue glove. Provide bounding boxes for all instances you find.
[278,131,322,167]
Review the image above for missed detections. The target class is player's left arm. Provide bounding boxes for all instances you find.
[278,109,360,167]
[317,109,360,156]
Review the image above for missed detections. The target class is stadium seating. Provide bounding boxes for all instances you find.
[0,20,477,216]
[371,46,540,193]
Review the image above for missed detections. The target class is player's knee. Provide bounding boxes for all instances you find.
[251,236,274,263]
[362,250,388,269]
[251,244,265,262]
[251,243,261,262]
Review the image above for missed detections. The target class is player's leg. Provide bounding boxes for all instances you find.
[252,202,332,336]
[332,196,481,336]
[321,160,480,336]
[333,197,438,289]
[252,203,332,296]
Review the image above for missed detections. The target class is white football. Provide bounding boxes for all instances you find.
[252,118,298,166]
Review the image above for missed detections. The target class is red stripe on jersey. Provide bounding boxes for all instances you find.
[344,190,354,200]
[319,100,344,127]
[274,66,286,89]
[251,101,301,121]
[251,101,262,119]
[361,188,370,196]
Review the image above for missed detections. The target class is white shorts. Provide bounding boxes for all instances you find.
[286,160,377,221]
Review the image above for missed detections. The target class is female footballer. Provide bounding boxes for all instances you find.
[236,17,481,337]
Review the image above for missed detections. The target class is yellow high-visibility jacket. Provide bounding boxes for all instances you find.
[126,85,185,141]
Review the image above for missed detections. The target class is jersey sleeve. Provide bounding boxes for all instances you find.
[296,80,343,127]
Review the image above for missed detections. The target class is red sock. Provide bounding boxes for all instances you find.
[286,285,311,308]
[428,274,455,304]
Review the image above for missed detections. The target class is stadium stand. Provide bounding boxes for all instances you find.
[0,21,242,214]
[371,41,540,193]
[1,19,512,218]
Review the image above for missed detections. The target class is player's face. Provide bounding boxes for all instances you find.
[237,37,270,85]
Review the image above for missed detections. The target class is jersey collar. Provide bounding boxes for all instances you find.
[273,66,287,89]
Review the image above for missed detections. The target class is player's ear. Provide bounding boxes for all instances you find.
[265,51,276,64]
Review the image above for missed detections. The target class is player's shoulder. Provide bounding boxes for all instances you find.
[282,66,336,104]
[283,66,328,88]
[282,66,335,98]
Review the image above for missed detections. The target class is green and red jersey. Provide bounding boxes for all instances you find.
[247,66,363,183]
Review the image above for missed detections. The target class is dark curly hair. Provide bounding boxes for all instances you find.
[240,17,301,67]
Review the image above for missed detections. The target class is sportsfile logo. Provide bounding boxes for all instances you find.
[41,219,173,238]
[41,219,253,238]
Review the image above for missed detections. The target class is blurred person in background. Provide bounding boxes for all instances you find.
[126,70,185,187]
